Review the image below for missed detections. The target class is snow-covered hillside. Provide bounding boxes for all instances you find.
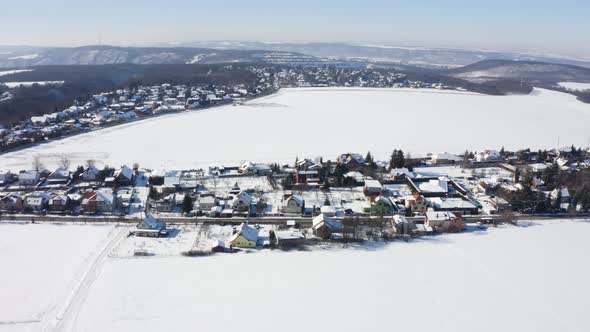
[64,220,590,332]
[0,87,588,171]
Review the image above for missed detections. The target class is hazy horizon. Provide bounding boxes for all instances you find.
[1,0,589,58]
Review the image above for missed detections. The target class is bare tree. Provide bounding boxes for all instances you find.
[58,155,71,170]
[32,155,44,173]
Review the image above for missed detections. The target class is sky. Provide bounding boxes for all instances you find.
[1,0,589,57]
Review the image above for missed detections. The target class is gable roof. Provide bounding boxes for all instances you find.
[115,165,134,180]
[138,214,166,230]
[312,213,343,231]
[230,222,259,242]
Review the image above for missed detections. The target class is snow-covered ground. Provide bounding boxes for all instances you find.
[0,69,33,77]
[54,220,590,332]
[1,87,590,171]
[7,54,40,60]
[2,81,64,88]
[558,81,590,91]
[0,223,121,332]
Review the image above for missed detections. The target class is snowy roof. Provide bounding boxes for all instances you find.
[432,152,462,162]
[426,211,456,221]
[83,165,100,175]
[50,167,69,178]
[138,214,165,230]
[231,223,259,242]
[284,194,304,207]
[429,197,477,210]
[418,178,449,193]
[96,190,114,205]
[312,214,343,231]
[115,165,134,180]
[393,215,410,224]
[364,179,382,190]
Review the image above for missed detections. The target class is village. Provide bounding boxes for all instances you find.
[1,145,589,256]
[0,66,454,153]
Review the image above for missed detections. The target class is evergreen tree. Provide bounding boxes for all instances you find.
[365,151,374,167]
[389,149,398,170]
[552,189,562,211]
[576,184,590,212]
[396,150,405,168]
[334,163,346,187]
[269,230,277,247]
[281,173,296,189]
[182,195,193,214]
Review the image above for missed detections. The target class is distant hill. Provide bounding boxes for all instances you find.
[445,60,590,84]
[0,45,328,68]
[173,41,590,69]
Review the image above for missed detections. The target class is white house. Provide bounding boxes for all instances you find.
[81,165,101,181]
[18,170,40,186]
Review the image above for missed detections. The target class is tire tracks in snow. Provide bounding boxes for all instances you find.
[43,226,129,332]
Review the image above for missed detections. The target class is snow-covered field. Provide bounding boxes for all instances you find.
[54,220,590,332]
[0,223,120,332]
[2,81,64,88]
[559,81,590,91]
[1,87,590,171]
[0,69,33,77]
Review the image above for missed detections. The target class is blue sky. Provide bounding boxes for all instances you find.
[2,0,589,57]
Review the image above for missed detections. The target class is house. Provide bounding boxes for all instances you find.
[48,194,71,212]
[282,194,305,214]
[312,213,343,239]
[431,152,462,164]
[0,193,23,212]
[153,194,176,212]
[108,165,134,186]
[296,158,317,170]
[320,205,337,217]
[80,165,101,182]
[0,170,14,185]
[344,171,366,183]
[47,167,70,185]
[232,191,253,212]
[134,214,167,237]
[416,178,449,196]
[372,196,395,214]
[404,194,428,214]
[18,170,40,186]
[425,211,465,233]
[296,170,320,184]
[475,150,502,162]
[550,187,570,203]
[364,179,383,196]
[81,190,114,214]
[429,197,479,215]
[239,162,272,175]
[389,168,415,180]
[23,192,51,212]
[197,196,217,211]
[337,153,365,170]
[228,223,259,248]
[276,230,305,249]
[393,215,416,235]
